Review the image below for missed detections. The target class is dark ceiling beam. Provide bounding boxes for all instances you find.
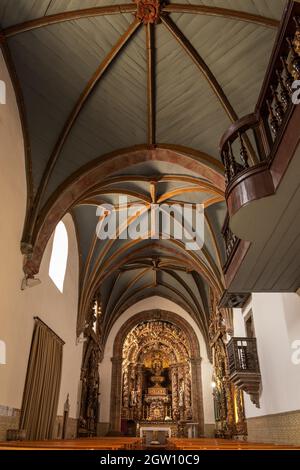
[146,23,156,145]
[2,4,137,37]
[106,282,156,334]
[102,270,122,316]
[163,269,206,323]
[160,14,238,122]
[205,213,223,272]
[84,174,225,197]
[105,267,150,320]
[24,147,225,278]
[2,3,278,39]
[162,4,279,29]
[30,18,141,235]
[160,15,258,164]
[158,280,209,340]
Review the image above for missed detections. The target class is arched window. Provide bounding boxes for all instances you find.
[49,221,68,293]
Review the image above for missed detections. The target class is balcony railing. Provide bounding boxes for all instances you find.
[227,338,260,375]
[221,213,239,271]
[226,338,261,408]
[220,1,300,267]
[220,3,300,186]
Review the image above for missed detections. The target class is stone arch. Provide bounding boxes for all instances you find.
[110,309,205,435]
[22,146,224,276]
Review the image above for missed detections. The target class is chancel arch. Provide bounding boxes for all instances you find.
[108,308,207,437]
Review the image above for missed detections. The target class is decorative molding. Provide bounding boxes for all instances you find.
[134,0,162,24]
[219,290,250,309]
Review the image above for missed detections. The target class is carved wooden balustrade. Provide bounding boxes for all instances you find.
[221,213,239,271]
[220,5,300,186]
[226,338,261,408]
[220,1,300,264]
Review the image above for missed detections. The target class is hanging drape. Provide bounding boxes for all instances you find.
[20,318,64,440]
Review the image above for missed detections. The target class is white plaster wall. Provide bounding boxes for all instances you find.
[99,296,215,425]
[233,293,300,419]
[0,52,82,419]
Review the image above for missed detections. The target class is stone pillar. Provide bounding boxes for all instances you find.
[110,357,123,433]
[190,358,204,437]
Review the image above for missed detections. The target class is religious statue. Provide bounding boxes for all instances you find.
[130,390,138,407]
[152,358,163,376]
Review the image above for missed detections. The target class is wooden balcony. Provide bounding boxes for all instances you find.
[219,1,300,303]
[226,338,261,408]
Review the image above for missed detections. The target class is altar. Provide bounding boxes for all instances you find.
[137,422,178,445]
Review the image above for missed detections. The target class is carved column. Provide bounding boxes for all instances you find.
[136,363,144,420]
[122,368,129,418]
[184,364,192,421]
[171,365,179,421]
[190,358,204,436]
[110,357,123,433]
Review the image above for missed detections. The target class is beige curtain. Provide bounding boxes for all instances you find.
[20,318,64,440]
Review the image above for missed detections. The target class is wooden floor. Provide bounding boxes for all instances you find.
[0,437,299,451]
[168,438,300,451]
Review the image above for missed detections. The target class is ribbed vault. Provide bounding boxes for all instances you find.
[0,0,285,345]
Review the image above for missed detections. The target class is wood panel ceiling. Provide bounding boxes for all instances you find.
[0,0,285,342]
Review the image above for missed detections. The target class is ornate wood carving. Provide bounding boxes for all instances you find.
[121,320,193,427]
[209,293,247,437]
[134,0,162,24]
[227,337,261,408]
[218,290,250,309]
[78,295,103,437]
[220,2,300,253]
[78,341,101,437]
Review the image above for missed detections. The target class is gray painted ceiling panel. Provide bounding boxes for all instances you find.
[45,24,147,199]
[8,15,132,191]
[155,22,231,159]
[110,161,212,179]
[173,0,285,20]
[0,0,49,28]
[0,0,286,29]
[174,13,277,118]
[205,201,226,264]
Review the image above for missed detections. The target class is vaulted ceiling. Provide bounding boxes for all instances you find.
[0,0,286,346]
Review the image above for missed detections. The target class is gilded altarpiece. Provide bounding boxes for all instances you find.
[121,321,193,435]
[209,293,247,438]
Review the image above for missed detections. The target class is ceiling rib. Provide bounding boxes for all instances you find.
[162,4,279,29]
[2,3,278,38]
[31,18,141,229]
[160,14,238,122]
[146,23,156,145]
[2,4,137,37]
[160,15,258,164]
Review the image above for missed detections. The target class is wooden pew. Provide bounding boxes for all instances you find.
[167,438,300,451]
[0,437,142,451]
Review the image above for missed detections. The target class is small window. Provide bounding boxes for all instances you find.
[49,221,68,293]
